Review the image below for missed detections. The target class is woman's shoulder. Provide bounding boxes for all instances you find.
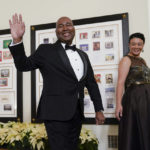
[123,55,143,62]
[119,56,131,67]
[121,55,131,63]
[123,55,147,67]
[125,54,144,61]
[124,55,136,60]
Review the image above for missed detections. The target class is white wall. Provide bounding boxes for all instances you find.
[0,0,150,149]
[148,0,150,41]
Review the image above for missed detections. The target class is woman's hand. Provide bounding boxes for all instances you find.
[9,13,25,44]
[115,104,123,121]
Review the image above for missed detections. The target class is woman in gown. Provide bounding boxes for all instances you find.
[115,33,150,150]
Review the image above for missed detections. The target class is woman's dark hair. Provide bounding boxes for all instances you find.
[129,32,145,44]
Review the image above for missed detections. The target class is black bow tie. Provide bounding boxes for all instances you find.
[65,45,77,51]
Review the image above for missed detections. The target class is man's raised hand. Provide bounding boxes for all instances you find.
[9,14,25,44]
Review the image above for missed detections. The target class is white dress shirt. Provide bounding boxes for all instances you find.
[61,43,84,81]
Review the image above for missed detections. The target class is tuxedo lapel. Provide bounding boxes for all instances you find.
[55,41,77,80]
[76,49,88,81]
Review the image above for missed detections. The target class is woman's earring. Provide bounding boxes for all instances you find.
[142,49,144,52]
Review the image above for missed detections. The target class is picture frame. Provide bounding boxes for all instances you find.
[31,13,129,124]
[0,29,23,122]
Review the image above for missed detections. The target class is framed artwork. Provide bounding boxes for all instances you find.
[31,13,129,124]
[0,29,23,122]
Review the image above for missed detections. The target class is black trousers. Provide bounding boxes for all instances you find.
[44,104,83,150]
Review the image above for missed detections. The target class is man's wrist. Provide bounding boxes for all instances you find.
[13,38,22,44]
[96,110,103,113]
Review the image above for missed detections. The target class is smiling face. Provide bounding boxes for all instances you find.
[56,17,75,45]
[128,37,144,57]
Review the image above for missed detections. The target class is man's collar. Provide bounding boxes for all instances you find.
[61,43,74,49]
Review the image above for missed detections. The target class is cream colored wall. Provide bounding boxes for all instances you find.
[148,0,150,47]
[0,0,150,149]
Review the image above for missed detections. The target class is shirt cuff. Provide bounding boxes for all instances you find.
[9,40,23,47]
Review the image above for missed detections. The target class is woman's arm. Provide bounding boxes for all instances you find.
[115,56,131,120]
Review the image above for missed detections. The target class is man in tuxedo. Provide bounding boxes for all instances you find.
[9,14,105,150]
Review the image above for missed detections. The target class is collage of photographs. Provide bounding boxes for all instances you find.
[75,21,122,67]
[0,35,17,117]
[78,30,114,52]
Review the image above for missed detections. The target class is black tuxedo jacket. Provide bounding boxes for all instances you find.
[9,40,103,121]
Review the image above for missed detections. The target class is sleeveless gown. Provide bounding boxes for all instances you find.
[119,55,150,150]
